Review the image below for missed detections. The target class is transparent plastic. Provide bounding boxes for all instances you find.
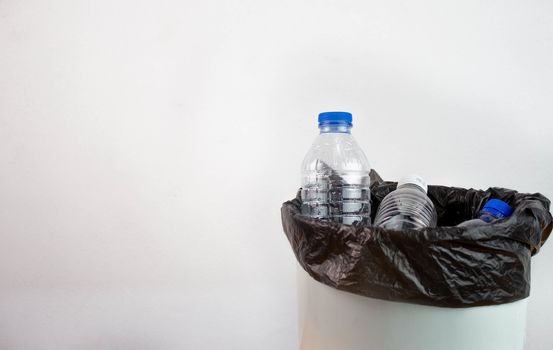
[301,123,371,225]
[458,210,502,228]
[374,183,437,230]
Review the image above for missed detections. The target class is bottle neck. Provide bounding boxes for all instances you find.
[479,208,504,221]
[319,123,352,134]
[478,212,497,223]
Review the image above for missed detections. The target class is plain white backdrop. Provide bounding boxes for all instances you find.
[1,0,552,349]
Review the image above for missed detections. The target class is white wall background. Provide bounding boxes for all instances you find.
[1,0,552,349]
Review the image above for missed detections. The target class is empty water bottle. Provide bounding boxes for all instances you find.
[374,174,437,230]
[457,199,513,228]
[301,111,371,225]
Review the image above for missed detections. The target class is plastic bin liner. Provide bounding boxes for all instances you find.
[281,170,552,307]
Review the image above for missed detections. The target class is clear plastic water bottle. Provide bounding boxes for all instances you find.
[301,111,371,225]
[457,199,513,228]
[374,174,437,230]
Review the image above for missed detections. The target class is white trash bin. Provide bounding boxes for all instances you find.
[297,266,528,350]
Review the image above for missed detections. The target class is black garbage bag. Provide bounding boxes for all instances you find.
[281,170,552,308]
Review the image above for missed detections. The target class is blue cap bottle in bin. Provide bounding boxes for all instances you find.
[480,199,514,222]
[458,198,514,228]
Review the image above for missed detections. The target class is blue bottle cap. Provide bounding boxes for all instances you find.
[318,111,353,126]
[482,199,514,219]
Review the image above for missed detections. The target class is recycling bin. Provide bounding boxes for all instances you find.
[297,265,528,350]
[281,175,551,350]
